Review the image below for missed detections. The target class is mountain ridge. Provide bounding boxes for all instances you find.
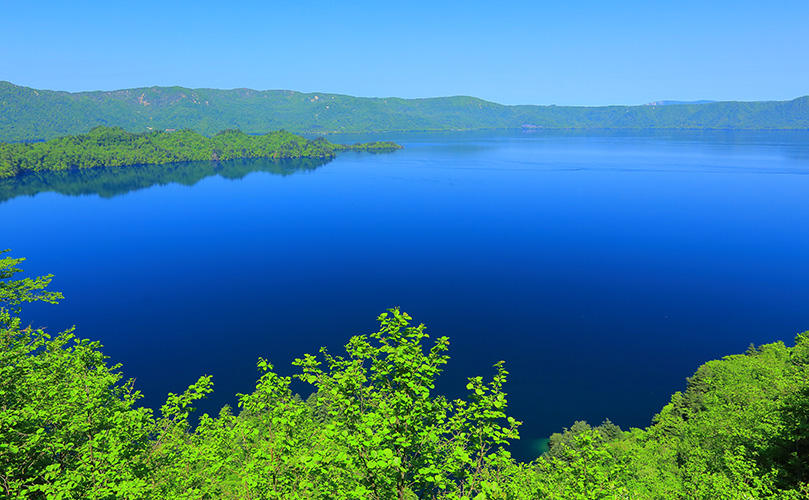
[2,81,807,142]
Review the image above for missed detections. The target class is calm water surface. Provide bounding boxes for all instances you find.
[4,130,809,460]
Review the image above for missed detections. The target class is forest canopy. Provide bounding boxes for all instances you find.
[0,126,402,179]
[1,251,808,499]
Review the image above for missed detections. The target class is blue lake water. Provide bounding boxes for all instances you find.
[3,129,809,461]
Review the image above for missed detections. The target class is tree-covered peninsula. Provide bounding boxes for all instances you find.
[2,252,809,499]
[0,126,402,179]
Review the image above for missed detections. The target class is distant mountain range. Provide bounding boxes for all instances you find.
[643,100,718,106]
[1,81,807,142]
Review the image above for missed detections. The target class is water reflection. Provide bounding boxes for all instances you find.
[0,156,333,203]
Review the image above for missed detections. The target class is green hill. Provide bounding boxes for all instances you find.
[2,81,807,142]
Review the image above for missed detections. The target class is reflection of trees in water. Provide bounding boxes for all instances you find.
[0,157,333,203]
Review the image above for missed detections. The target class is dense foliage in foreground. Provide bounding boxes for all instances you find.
[0,126,402,178]
[2,252,808,499]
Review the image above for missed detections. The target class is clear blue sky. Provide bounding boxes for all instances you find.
[2,0,807,106]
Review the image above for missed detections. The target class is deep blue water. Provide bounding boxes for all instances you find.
[3,129,809,461]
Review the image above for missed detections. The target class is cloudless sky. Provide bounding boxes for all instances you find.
[1,0,807,105]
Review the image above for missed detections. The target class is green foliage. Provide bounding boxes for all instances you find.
[292,308,521,499]
[777,333,809,488]
[545,419,623,463]
[0,251,151,498]
[2,250,809,499]
[0,250,62,316]
[643,339,804,496]
[503,332,809,499]
[0,253,522,499]
[535,427,630,500]
[0,126,402,179]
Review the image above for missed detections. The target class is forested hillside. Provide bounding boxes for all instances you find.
[2,252,808,499]
[1,81,807,142]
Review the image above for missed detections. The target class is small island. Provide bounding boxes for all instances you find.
[0,126,402,179]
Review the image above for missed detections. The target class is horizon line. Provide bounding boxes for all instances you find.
[2,80,806,109]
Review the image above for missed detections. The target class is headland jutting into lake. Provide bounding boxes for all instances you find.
[0,126,401,179]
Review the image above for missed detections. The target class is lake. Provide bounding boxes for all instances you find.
[3,129,809,461]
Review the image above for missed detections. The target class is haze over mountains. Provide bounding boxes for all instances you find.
[643,100,718,106]
[1,81,807,142]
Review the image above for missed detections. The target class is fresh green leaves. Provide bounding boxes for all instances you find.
[292,308,520,500]
[0,249,63,316]
[1,252,152,498]
[3,251,809,499]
